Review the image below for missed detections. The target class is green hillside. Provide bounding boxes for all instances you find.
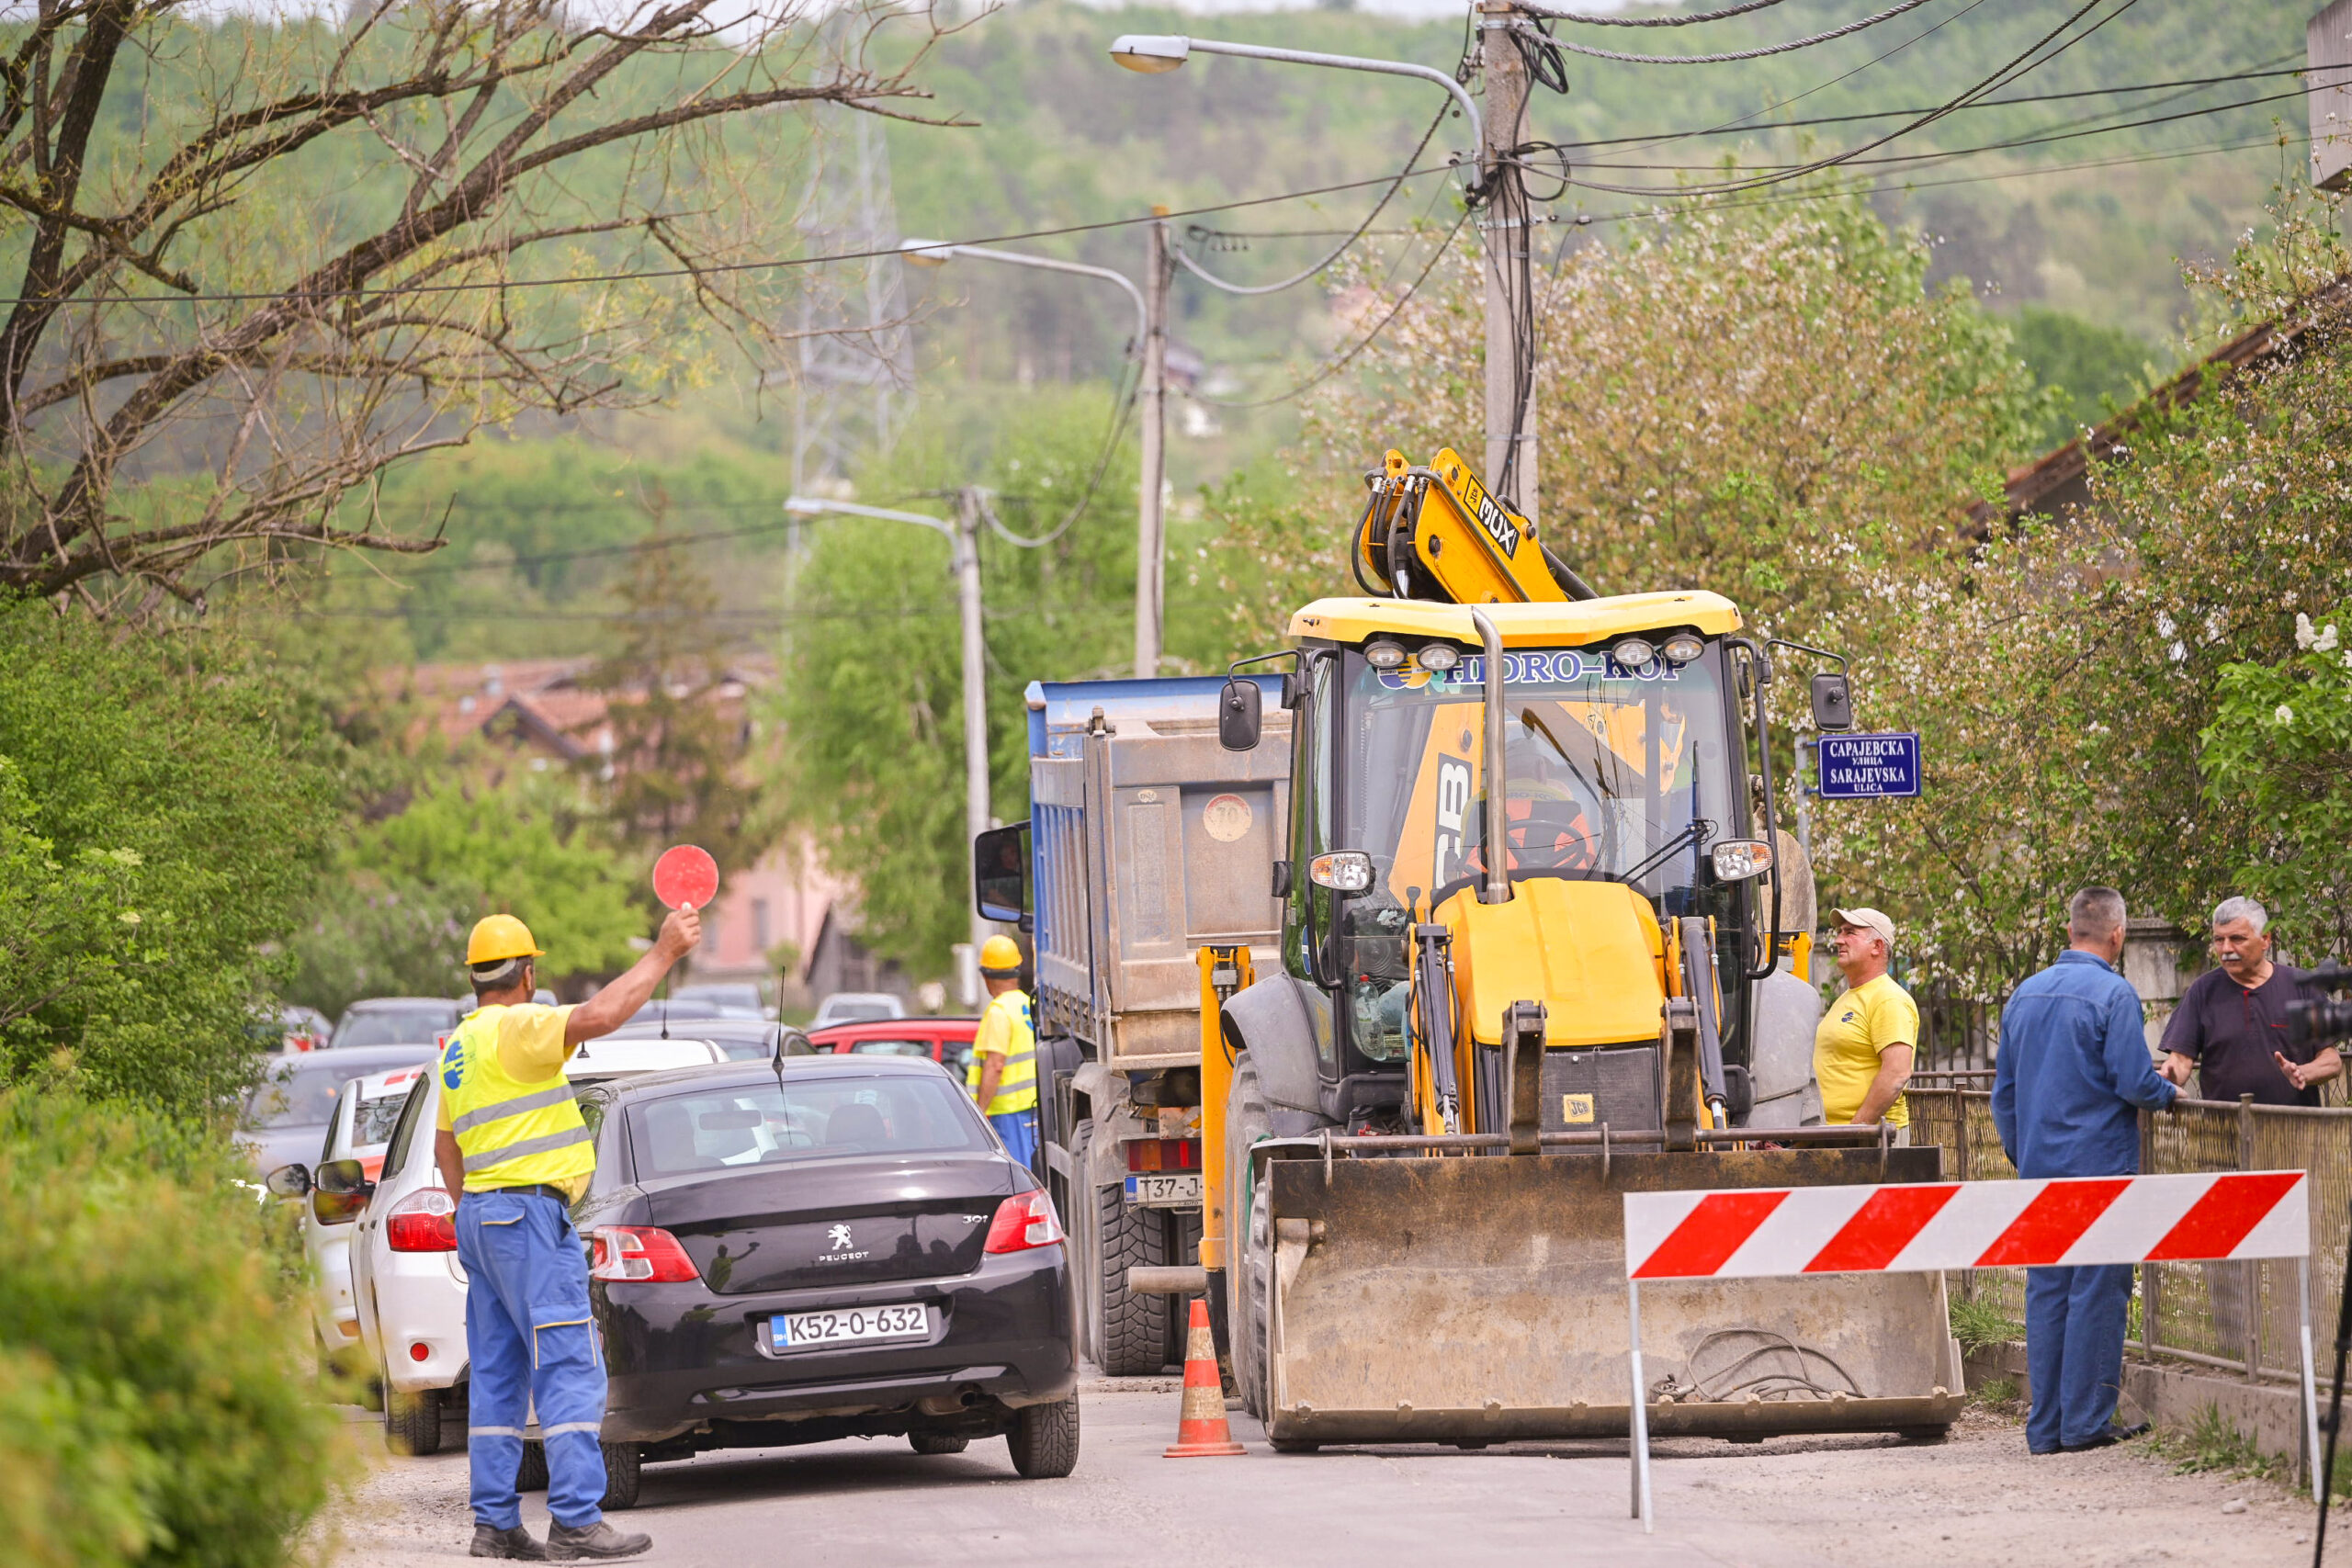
[264,0,2319,657]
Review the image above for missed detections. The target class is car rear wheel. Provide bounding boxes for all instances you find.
[600,1442,642,1510]
[516,1439,548,1492]
[1007,1393,1080,1479]
[382,1378,443,1456]
[908,1432,969,1455]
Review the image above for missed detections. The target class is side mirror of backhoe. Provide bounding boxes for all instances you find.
[1810,672,1853,731]
[1218,676,1263,751]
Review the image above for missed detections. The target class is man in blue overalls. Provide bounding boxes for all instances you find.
[434,907,698,1561]
[1992,886,2177,1456]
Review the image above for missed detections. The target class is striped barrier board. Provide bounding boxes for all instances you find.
[1618,1173,2317,1533]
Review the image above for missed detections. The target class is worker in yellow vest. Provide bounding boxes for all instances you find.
[432,908,697,1562]
[970,934,1039,1171]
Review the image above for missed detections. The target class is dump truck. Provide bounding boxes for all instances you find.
[973,676,1293,1374]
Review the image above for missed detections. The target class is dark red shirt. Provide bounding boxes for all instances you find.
[2159,964,2318,1107]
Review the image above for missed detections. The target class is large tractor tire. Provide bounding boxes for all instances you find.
[1090,1174,1172,1376]
[1224,1060,1274,1421]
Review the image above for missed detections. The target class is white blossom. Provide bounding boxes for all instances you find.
[2275,704,2296,725]
[2297,612,2320,649]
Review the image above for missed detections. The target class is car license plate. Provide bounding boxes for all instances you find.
[768,1303,929,1350]
[1125,1172,1203,1207]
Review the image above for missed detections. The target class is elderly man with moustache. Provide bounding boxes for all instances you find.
[2158,896,2341,1104]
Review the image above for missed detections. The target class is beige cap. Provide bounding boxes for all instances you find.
[1831,907,1895,951]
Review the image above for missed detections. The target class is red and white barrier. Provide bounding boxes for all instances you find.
[1618,1172,2318,1534]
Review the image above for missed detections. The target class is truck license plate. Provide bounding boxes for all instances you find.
[1125,1172,1203,1207]
[769,1303,928,1350]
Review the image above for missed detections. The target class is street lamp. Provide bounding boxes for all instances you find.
[900,236,1171,682]
[1107,23,1543,525]
[786,491,992,991]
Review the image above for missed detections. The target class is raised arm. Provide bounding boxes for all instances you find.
[565,907,702,1048]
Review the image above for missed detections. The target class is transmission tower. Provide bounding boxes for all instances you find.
[782,108,914,494]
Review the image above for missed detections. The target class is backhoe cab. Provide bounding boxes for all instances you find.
[1193,449,1962,1450]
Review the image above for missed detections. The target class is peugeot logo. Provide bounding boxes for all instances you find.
[827,1224,853,1250]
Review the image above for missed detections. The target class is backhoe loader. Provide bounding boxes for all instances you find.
[1191,447,1963,1449]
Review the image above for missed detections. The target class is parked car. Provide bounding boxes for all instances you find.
[671,983,766,1018]
[345,1034,729,1458]
[579,1055,1077,1506]
[606,1017,814,1062]
[263,1063,433,1378]
[808,1016,981,1083]
[254,1004,334,1054]
[330,997,467,1050]
[808,990,905,1029]
[239,1043,441,1179]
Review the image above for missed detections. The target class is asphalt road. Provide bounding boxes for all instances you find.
[328,1383,2314,1567]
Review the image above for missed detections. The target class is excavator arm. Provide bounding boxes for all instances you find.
[1351,447,1599,605]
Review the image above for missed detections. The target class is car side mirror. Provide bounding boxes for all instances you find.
[1218,676,1263,752]
[265,1163,311,1199]
[315,1157,370,1197]
[776,1027,817,1057]
[973,821,1029,926]
[1810,672,1853,731]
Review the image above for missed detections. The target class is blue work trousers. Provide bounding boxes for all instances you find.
[989,1108,1039,1171]
[457,1189,607,1530]
[2024,1262,2133,1453]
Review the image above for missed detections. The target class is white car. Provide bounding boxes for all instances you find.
[282,1064,433,1378]
[808,990,905,1028]
[345,1035,729,1456]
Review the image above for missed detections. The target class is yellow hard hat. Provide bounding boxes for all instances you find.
[466,913,545,966]
[978,935,1023,976]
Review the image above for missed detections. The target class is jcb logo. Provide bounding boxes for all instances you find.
[1433,755,1473,887]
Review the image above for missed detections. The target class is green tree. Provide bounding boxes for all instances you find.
[2007,305,2159,450]
[773,386,1136,972]
[0,600,339,1116]
[285,780,646,1015]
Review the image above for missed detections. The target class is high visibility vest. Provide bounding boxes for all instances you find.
[439,1007,595,1191]
[978,988,1038,1117]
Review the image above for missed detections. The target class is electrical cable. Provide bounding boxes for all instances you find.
[1558,0,2148,198]
[1175,102,1453,297]
[978,363,1141,551]
[1521,0,1793,26]
[0,160,1464,310]
[1185,208,1474,412]
[1526,0,1944,67]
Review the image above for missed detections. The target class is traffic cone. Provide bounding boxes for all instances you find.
[1163,1296,1247,1458]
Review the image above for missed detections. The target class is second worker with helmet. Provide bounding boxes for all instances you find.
[970,934,1039,1170]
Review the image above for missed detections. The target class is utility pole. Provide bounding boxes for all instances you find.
[1477,0,1540,523]
[1135,208,1171,678]
[954,486,990,966]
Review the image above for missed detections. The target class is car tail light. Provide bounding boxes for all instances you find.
[984,1190,1064,1254]
[385,1189,458,1252]
[588,1225,700,1283]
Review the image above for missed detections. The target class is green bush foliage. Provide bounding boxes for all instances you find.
[0,599,341,1115]
[0,1090,344,1568]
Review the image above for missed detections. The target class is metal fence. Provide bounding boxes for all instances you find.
[1906,1088,2352,1385]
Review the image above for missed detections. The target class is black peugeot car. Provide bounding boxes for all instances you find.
[576,1055,1078,1506]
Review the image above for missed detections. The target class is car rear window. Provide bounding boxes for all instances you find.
[845,1038,933,1058]
[333,1007,457,1049]
[354,1091,410,1148]
[628,1077,989,1178]
[243,1061,354,1129]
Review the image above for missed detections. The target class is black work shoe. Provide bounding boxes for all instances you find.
[469,1525,548,1560]
[547,1520,652,1561]
[2062,1420,2152,1452]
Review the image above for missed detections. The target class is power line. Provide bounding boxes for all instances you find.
[1523,0,1795,26]
[5,163,1462,311]
[1526,0,1946,66]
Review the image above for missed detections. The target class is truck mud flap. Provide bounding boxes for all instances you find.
[1259,1145,1966,1446]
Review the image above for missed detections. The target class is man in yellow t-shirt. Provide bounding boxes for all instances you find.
[1814,905,1918,1139]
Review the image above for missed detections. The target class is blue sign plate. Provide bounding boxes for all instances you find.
[1815,732,1922,799]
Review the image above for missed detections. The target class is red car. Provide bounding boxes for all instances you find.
[808,1016,980,1082]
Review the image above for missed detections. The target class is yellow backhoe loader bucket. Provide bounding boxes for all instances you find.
[1256,1144,1965,1447]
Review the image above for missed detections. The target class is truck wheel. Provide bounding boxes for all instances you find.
[1007,1393,1080,1479]
[909,1431,969,1454]
[382,1378,443,1457]
[515,1439,548,1492]
[1225,1060,1274,1422]
[1092,1177,1172,1375]
[599,1442,642,1510]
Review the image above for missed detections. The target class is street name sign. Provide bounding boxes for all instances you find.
[1815,732,1922,799]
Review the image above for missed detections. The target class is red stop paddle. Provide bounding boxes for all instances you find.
[652,844,719,911]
